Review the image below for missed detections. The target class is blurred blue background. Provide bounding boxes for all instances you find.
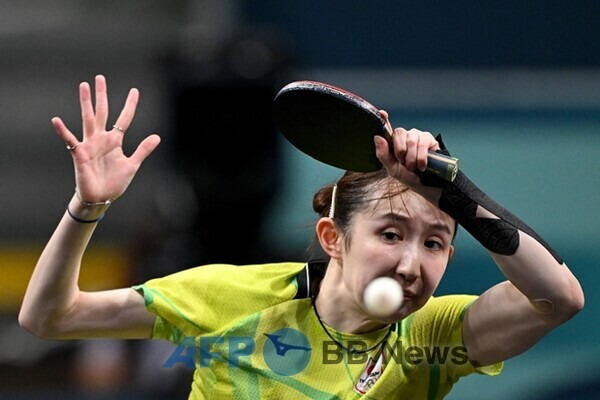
[0,1,598,399]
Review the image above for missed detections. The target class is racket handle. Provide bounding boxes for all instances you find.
[426,151,459,182]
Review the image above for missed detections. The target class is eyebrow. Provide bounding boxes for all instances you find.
[376,212,453,236]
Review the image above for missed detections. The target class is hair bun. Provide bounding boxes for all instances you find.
[312,184,335,216]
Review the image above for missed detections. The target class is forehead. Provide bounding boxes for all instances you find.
[359,186,455,232]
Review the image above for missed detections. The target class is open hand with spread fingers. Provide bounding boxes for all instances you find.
[52,74,161,205]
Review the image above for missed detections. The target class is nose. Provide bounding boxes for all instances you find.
[395,244,420,282]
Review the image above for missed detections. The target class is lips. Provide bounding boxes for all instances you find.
[402,290,416,301]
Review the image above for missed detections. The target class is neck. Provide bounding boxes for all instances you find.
[314,261,388,334]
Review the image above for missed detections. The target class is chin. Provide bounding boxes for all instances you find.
[370,308,410,325]
[381,301,420,323]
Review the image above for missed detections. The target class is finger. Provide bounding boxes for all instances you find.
[52,117,79,149]
[379,110,393,138]
[130,134,161,167]
[79,81,95,139]
[429,134,441,151]
[404,130,419,172]
[94,74,109,131]
[392,127,408,164]
[112,88,139,133]
[416,132,432,172]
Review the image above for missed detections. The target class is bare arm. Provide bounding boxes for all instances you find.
[374,120,584,366]
[19,75,160,339]
[461,210,584,366]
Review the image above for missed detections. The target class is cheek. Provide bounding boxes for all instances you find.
[343,242,393,295]
[421,258,448,293]
[408,258,448,313]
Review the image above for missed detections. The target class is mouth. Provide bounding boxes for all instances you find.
[402,290,417,301]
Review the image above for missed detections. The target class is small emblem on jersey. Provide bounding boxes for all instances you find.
[354,352,386,394]
[263,328,312,376]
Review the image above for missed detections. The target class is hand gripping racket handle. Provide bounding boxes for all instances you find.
[380,129,459,182]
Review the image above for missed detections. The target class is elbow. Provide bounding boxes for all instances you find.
[18,309,47,338]
[564,283,585,318]
[555,279,585,323]
[18,307,62,340]
[18,309,42,337]
[531,278,584,324]
[19,292,82,339]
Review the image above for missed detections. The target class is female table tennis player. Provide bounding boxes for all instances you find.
[19,75,583,399]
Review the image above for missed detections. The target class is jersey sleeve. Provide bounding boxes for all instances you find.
[132,262,306,343]
[408,295,503,382]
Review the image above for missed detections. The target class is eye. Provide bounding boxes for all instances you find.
[382,231,401,242]
[424,240,443,250]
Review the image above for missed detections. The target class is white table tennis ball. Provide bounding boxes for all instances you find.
[363,277,404,317]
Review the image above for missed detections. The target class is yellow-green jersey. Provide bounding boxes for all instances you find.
[133,262,502,399]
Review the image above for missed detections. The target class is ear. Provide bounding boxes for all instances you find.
[315,217,343,259]
[448,245,455,263]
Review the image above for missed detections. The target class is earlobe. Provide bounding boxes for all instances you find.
[315,217,342,259]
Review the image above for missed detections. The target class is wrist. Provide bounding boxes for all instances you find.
[437,171,523,257]
[67,194,111,223]
[75,188,115,207]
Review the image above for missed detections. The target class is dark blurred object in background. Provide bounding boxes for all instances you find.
[164,29,293,266]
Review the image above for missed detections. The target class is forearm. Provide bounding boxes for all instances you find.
[19,195,109,336]
[435,171,583,315]
[480,208,582,315]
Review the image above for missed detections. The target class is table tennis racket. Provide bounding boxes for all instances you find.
[272,80,458,182]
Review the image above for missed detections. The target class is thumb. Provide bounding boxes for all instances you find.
[130,134,161,167]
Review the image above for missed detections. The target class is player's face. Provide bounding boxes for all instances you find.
[341,190,455,323]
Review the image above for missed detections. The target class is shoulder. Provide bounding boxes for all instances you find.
[134,262,308,339]
[138,261,307,304]
[143,261,305,286]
